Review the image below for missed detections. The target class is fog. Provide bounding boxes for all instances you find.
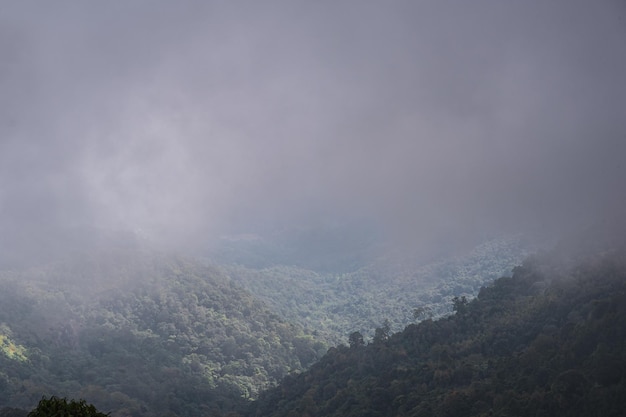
[1,1,625,265]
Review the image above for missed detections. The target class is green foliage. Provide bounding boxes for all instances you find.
[0,236,540,417]
[249,248,626,417]
[348,332,364,349]
[0,250,324,417]
[28,396,108,417]
[0,332,28,362]
[451,295,468,314]
[372,319,391,344]
[228,236,531,344]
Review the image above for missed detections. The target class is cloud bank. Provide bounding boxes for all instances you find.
[1,0,625,262]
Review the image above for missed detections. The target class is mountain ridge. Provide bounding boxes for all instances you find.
[248,246,626,416]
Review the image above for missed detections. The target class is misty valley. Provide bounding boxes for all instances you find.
[2,1,625,416]
[1,229,626,417]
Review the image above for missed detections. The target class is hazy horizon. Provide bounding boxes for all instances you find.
[1,1,625,265]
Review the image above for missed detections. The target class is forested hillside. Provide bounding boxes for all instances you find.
[0,250,324,417]
[249,247,626,417]
[226,235,532,344]
[3,232,623,417]
[0,235,531,417]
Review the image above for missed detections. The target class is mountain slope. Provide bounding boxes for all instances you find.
[227,235,532,345]
[249,248,626,417]
[0,250,325,417]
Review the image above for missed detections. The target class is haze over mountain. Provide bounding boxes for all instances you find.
[1,0,625,266]
[2,3,626,416]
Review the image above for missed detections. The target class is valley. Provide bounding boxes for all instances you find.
[0,235,532,416]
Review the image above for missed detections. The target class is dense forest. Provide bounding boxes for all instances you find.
[2,231,625,416]
[224,235,531,344]
[0,235,531,416]
[0,250,324,416]
[248,244,626,416]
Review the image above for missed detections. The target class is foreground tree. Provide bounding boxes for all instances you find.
[28,396,108,417]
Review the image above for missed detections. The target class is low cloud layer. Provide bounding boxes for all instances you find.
[1,0,625,262]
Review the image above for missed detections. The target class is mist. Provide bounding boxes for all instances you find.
[1,0,625,265]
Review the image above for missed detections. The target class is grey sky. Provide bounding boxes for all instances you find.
[1,0,625,260]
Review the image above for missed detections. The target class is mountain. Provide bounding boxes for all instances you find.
[0,250,325,417]
[248,246,626,417]
[4,227,621,417]
[226,235,533,345]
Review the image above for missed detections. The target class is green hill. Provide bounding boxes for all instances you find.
[249,247,626,417]
[0,250,325,417]
[3,230,622,417]
[226,235,532,345]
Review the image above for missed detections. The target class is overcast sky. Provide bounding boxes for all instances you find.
[1,0,625,261]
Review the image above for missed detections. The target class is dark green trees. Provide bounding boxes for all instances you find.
[451,295,468,314]
[372,319,391,344]
[248,248,626,417]
[28,397,108,417]
[348,331,364,348]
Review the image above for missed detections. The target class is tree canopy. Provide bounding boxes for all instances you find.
[28,397,108,417]
[249,248,626,417]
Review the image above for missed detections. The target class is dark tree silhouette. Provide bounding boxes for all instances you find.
[28,397,108,417]
[348,331,364,348]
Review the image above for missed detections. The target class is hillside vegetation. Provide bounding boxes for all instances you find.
[226,236,531,344]
[249,247,626,417]
[4,231,622,417]
[0,250,324,417]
